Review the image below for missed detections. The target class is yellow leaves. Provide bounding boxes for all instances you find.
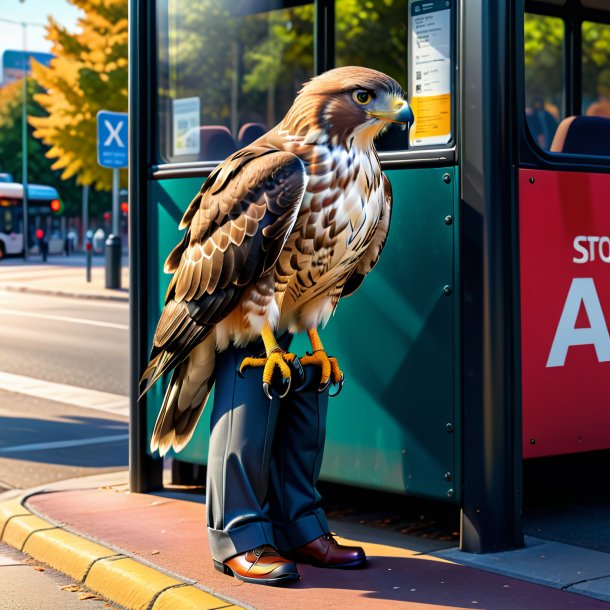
[88,50,106,64]
[30,0,128,191]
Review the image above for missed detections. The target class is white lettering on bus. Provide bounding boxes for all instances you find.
[547,278,610,367]
[573,235,610,263]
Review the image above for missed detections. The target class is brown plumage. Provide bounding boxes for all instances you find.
[141,66,414,456]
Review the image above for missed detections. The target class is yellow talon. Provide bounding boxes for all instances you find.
[301,329,344,396]
[300,350,343,387]
[239,352,297,382]
[238,323,300,398]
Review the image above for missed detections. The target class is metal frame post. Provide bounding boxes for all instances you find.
[459,0,523,552]
[129,0,163,492]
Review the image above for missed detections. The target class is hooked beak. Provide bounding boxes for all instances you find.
[368,96,415,129]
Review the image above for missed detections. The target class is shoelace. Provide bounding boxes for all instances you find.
[323,532,338,545]
[253,545,279,558]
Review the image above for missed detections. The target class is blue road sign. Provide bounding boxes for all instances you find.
[97,111,128,168]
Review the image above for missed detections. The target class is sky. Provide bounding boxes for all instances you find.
[0,0,81,81]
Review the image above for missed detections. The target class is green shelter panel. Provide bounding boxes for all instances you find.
[291,166,458,499]
[145,167,458,501]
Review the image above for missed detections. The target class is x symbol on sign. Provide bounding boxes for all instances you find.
[104,120,125,147]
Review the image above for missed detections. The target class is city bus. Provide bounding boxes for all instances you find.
[0,182,63,258]
[129,0,610,552]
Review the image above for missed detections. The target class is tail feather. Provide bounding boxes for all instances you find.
[139,351,172,398]
[150,334,216,456]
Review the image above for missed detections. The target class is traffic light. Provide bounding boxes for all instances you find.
[50,198,62,213]
[120,188,128,214]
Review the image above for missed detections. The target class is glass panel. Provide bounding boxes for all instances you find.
[335,0,410,151]
[524,13,564,150]
[582,21,610,118]
[157,1,314,163]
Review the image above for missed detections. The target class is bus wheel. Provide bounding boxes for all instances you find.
[0,242,5,260]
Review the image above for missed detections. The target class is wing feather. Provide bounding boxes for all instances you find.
[140,147,306,394]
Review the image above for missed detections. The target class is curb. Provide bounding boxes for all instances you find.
[0,284,129,303]
[0,497,241,610]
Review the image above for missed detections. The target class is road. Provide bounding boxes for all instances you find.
[0,289,128,395]
[0,289,129,492]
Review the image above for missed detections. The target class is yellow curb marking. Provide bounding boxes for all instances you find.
[23,528,120,581]
[0,499,31,537]
[0,499,239,610]
[153,585,242,610]
[86,556,184,610]
[2,514,56,550]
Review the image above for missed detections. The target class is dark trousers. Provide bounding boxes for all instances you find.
[206,341,330,563]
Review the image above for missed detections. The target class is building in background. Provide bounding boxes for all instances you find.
[1,49,53,85]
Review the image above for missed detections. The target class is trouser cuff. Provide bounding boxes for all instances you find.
[207,520,275,563]
[273,509,329,552]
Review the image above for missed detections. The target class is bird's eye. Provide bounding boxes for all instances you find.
[352,90,372,105]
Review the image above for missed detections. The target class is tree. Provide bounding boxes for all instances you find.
[29,0,128,191]
[0,78,78,214]
[524,15,610,109]
[0,77,112,218]
[163,0,405,150]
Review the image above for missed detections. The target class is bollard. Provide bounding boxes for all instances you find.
[86,241,93,283]
[105,234,122,289]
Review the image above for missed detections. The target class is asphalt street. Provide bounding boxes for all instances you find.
[0,290,128,395]
[0,289,129,493]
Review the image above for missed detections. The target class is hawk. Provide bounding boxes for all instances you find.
[141,66,414,456]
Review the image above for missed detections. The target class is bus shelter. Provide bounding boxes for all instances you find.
[129,0,610,554]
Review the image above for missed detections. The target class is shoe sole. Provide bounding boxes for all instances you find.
[213,560,300,586]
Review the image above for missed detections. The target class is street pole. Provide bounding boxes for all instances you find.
[105,168,122,288]
[112,168,120,235]
[21,22,29,260]
[0,14,44,260]
[81,184,89,250]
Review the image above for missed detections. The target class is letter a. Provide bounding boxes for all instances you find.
[547,278,610,367]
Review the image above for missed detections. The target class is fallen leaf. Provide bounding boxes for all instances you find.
[79,593,101,601]
[33,567,45,572]
[151,550,160,555]
[60,585,81,592]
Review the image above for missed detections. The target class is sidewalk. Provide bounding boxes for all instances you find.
[1,472,609,610]
[0,254,129,302]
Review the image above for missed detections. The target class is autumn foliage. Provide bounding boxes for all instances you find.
[29,0,128,191]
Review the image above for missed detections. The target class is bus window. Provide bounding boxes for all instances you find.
[524,13,565,150]
[582,21,610,118]
[1,208,16,234]
[156,0,314,164]
[335,0,409,151]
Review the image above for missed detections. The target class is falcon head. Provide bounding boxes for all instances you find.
[282,66,414,148]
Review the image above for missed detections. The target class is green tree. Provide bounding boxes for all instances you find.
[0,78,111,218]
[524,15,610,108]
[163,0,406,151]
[29,0,128,191]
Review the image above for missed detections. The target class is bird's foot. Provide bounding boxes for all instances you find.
[299,350,344,396]
[240,350,303,399]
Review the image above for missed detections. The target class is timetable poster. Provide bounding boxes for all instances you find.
[409,0,452,147]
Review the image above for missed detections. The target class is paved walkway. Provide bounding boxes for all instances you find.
[0,254,129,301]
[1,471,609,610]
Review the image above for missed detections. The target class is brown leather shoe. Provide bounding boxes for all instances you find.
[289,533,367,569]
[214,545,299,585]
